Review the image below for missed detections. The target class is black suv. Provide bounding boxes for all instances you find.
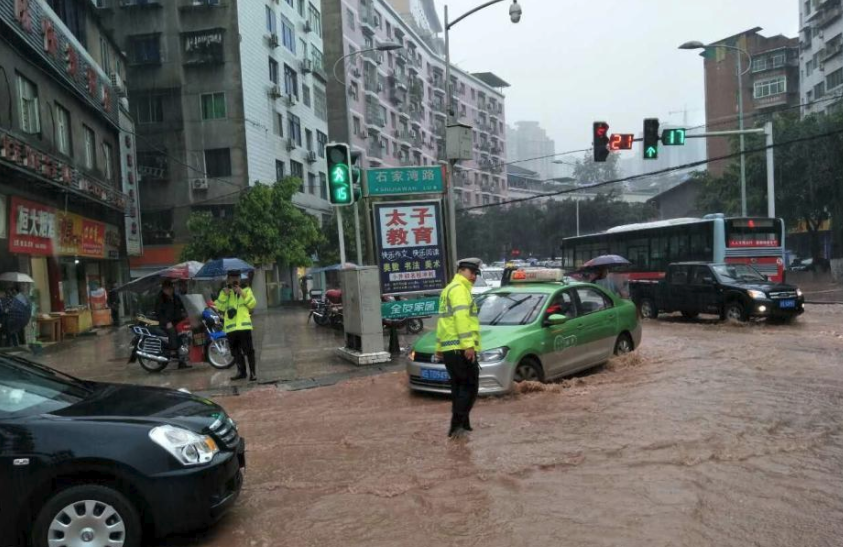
[0,355,245,547]
[630,262,805,321]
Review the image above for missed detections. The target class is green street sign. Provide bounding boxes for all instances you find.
[366,167,445,196]
[381,297,439,320]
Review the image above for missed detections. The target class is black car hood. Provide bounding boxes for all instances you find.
[50,383,224,431]
[721,281,798,293]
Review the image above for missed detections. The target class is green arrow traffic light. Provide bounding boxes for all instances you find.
[645,146,658,159]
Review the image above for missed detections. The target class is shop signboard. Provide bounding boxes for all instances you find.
[373,200,447,295]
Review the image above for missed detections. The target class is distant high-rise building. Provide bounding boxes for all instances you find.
[799,0,843,117]
[700,27,800,175]
[506,121,555,181]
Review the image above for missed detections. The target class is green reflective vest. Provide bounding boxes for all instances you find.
[435,274,481,352]
[215,287,257,333]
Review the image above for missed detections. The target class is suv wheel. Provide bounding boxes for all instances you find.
[724,302,747,322]
[639,299,658,319]
[32,485,142,547]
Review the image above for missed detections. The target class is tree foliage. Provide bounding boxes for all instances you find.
[181,178,324,266]
[572,150,621,187]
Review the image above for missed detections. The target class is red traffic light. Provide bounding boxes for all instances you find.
[593,121,610,162]
[609,134,634,151]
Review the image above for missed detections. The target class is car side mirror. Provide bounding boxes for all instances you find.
[546,314,568,326]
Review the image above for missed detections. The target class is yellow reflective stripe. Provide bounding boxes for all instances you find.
[451,305,470,312]
[457,332,474,339]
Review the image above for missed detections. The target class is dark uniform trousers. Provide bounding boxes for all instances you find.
[228,329,256,377]
[443,350,480,432]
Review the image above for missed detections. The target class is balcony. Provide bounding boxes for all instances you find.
[364,78,381,97]
[390,70,408,90]
[360,10,376,35]
[479,141,491,152]
[362,49,382,66]
[818,4,843,28]
[367,144,383,159]
[823,41,843,62]
[411,133,424,150]
[183,29,225,66]
[491,146,503,157]
[366,114,386,131]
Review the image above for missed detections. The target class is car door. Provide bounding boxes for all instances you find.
[666,266,692,312]
[573,286,618,365]
[541,289,589,378]
[689,265,719,314]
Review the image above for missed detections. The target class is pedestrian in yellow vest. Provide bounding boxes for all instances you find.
[216,270,258,381]
[436,258,482,438]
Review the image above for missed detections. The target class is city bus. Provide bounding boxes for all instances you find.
[560,214,787,282]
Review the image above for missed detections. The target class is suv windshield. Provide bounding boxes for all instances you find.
[0,356,92,417]
[712,264,767,283]
[477,292,547,326]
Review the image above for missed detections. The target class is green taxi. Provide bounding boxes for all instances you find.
[406,271,642,395]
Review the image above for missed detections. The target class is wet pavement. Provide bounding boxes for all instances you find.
[31,306,423,394]
[155,304,843,547]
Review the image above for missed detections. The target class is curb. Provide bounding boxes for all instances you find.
[805,300,843,305]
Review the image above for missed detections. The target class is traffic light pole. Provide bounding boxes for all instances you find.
[337,207,347,265]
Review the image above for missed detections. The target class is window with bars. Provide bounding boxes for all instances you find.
[201,92,226,120]
[754,77,787,98]
[17,74,40,135]
[83,126,96,169]
[54,103,71,156]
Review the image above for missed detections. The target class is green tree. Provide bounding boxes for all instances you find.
[572,151,621,187]
[181,178,323,266]
[313,207,368,265]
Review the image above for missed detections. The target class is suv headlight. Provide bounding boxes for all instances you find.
[478,347,508,363]
[796,288,803,297]
[149,425,219,466]
[748,290,766,300]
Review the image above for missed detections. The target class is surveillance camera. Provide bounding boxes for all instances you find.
[509,0,522,23]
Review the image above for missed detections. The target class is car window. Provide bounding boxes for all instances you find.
[474,275,488,288]
[476,292,547,326]
[546,290,577,319]
[712,264,766,283]
[670,266,689,285]
[690,266,714,285]
[0,359,91,417]
[574,287,612,315]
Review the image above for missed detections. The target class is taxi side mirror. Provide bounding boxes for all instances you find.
[546,314,568,326]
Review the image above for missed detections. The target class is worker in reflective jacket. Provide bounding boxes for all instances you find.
[215,270,258,381]
[436,258,482,439]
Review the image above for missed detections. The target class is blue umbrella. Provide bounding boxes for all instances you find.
[584,254,631,268]
[194,258,255,280]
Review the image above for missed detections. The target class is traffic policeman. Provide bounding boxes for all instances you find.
[436,257,482,438]
[215,270,258,381]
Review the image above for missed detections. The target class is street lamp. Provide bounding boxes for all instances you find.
[680,40,753,217]
[444,0,522,275]
[331,41,403,265]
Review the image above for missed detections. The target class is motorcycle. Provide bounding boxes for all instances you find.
[128,294,235,373]
[381,295,425,334]
[309,289,344,328]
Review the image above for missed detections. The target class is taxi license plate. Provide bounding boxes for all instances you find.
[421,368,450,382]
[779,299,796,309]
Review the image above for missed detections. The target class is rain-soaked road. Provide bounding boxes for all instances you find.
[162,305,843,547]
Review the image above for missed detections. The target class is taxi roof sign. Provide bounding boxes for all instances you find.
[510,268,565,283]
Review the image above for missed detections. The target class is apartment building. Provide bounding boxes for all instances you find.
[799,0,843,115]
[1,0,140,315]
[98,0,331,284]
[322,0,510,207]
[506,121,555,181]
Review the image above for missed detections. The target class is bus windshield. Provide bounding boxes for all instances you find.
[726,218,782,248]
[712,264,767,283]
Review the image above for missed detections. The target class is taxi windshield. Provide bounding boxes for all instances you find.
[476,292,547,326]
[712,264,766,283]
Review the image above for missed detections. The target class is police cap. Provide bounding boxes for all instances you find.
[457,257,482,274]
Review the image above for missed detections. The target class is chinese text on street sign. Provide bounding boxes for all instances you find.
[381,297,440,320]
[366,166,445,196]
[374,201,447,295]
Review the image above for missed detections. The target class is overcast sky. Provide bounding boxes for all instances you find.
[434,0,799,156]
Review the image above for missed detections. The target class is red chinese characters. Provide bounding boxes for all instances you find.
[42,18,58,56]
[15,0,32,31]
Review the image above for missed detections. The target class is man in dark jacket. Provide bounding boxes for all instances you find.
[155,279,190,369]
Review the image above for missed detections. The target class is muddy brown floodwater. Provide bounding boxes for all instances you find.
[161,305,843,547]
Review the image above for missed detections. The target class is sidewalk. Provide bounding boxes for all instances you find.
[29,307,422,395]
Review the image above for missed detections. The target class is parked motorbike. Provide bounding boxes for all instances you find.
[381,295,425,334]
[128,294,234,373]
[309,289,344,328]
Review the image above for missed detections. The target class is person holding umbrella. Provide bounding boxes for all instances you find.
[215,270,258,381]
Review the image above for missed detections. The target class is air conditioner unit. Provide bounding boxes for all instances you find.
[303,21,313,33]
[269,85,283,99]
[305,150,317,162]
[286,138,296,151]
[286,93,298,106]
[268,33,280,49]
[191,178,208,190]
[110,72,127,97]
[302,59,313,73]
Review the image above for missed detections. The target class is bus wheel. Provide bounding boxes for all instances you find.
[639,299,658,319]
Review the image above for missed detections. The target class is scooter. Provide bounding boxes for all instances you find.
[128,297,234,373]
[310,289,344,328]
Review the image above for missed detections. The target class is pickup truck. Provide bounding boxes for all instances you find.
[630,262,805,322]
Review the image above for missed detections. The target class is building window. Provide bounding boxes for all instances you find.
[319,172,327,199]
[347,8,355,29]
[827,67,843,91]
[314,86,327,121]
[133,95,163,124]
[284,64,298,97]
[269,58,279,84]
[17,75,40,135]
[815,81,825,99]
[274,112,284,136]
[305,129,313,151]
[205,148,232,177]
[350,81,359,101]
[751,57,767,72]
[307,173,316,194]
[807,59,814,76]
[317,131,327,157]
[353,116,361,135]
[290,160,304,181]
[83,125,96,169]
[54,103,71,156]
[297,0,305,16]
[753,76,786,99]
[129,34,161,65]
[772,53,786,68]
[288,114,302,146]
[99,36,112,74]
[308,4,322,37]
[276,160,285,180]
[281,15,295,53]
[103,142,113,182]
[201,92,226,120]
[266,5,276,34]
[302,85,311,107]
[311,47,324,73]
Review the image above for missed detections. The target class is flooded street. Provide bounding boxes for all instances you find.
[165,305,843,547]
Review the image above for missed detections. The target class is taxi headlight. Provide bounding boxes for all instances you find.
[796,288,803,297]
[149,425,218,466]
[478,347,508,363]
[748,290,767,300]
